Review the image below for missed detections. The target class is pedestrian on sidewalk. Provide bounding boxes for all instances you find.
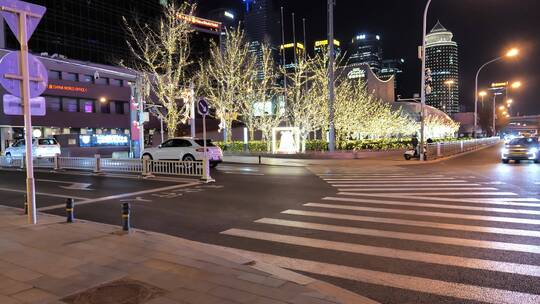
[411,134,419,156]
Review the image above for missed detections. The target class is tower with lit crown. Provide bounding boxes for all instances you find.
[425,21,459,115]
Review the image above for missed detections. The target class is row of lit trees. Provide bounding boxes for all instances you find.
[125,3,459,150]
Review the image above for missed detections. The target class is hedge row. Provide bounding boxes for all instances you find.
[214,137,468,153]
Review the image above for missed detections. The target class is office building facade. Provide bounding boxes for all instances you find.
[1,0,163,65]
[314,39,341,58]
[348,33,383,74]
[425,21,459,115]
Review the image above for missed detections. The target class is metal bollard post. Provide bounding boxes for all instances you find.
[66,198,74,223]
[94,154,101,174]
[258,155,261,165]
[122,203,130,232]
[24,195,28,215]
[54,154,60,171]
[20,155,25,169]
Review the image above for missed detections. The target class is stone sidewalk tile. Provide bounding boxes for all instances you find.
[0,205,377,304]
[11,288,57,304]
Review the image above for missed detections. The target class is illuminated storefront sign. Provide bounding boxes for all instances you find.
[178,14,221,30]
[315,39,340,47]
[347,68,366,79]
[47,84,88,93]
[79,134,129,147]
[491,82,508,88]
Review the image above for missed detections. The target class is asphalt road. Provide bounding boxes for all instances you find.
[1,144,539,304]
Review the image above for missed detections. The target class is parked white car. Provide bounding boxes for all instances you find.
[141,137,223,168]
[4,138,61,160]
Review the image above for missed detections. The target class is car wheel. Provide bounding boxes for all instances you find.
[182,154,195,162]
[210,162,218,168]
[142,154,153,161]
[404,154,411,160]
[502,159,509,164]
[4,153,12,165]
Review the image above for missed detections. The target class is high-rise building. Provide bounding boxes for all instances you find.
[243,0,280,48]
[1,0,163,65]
[314,39,341,58]
[348,33,383,74]
[425,21,459,115]
[379,58,404,96]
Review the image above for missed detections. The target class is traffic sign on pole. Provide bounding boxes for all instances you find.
[197,98,209,116]
[0,0,46,43]
[0,0,46,225]
[3,94,45,116]
[0,51,48,98]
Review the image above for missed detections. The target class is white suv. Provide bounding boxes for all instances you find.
[141,137,223,168]
[4,138,61,160]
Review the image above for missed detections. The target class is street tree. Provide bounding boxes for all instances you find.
[123,2,195,137]
[198,27,256,144]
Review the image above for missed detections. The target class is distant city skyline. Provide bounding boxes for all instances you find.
[197,0,540,115]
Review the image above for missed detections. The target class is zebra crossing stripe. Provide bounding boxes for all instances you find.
[221,228,540,278]
[331,183,479,187]
[211,247,540,304]
[282,209,540,238]
[323,177,458,181]
[255,218,540,255]
[335,187,498,192]
[330,192,540,205]
[304,203,540,225]
[326,180,469,184]
[322,197,540,215]
[339,191,518,196]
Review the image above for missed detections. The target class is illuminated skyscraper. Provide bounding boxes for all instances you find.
[349,33,383,74]
[425,21,459,115]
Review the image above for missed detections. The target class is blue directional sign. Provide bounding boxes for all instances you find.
[0,51,48,98]
[197,98,209,116]
[0,0,46,43]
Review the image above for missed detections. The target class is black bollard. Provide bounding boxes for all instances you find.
[66,198,75,223]
[122,203,131,232]
[24,195,28,215]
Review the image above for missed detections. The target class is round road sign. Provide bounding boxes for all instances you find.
[0,51,48,98]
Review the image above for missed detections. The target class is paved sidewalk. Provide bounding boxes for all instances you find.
[0,206,377,304]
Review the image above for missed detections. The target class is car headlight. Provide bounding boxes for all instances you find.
[501,148,509,154]
[530,148,539,154]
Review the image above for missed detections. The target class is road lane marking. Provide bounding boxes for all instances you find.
[210,247,540,304]
[339,191,518,196]
[0,187,89,201]
[324,195,540,208]
[322,197,540,215]
[331,183,479,187]
[282,210,540,238]
[304,203,540,225]
[256,218,540,255]
[326,180,469,184]
[323,177,458,181]
[221,228,540,278]
[336,187,498,192]
[332,192,540,204]
[37,182,201,211]
[36,179,93,191]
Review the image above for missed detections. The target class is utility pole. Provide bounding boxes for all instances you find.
[292,13,297,65]
[280,7,287,106]
[419,0,432,161]
[327,0,335,152]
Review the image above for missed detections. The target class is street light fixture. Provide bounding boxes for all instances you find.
[419,0,433,161]
[511,81,522,89]
[499,105,506,111]
[474,47,519,137]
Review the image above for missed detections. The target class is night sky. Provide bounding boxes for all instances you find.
[196,0,540,116]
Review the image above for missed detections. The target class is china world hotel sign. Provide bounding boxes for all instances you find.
[47,84,88,93]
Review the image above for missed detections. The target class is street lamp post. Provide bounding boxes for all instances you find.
[327,0,336,152]
[474,48,518,137]
[419,0,432,161]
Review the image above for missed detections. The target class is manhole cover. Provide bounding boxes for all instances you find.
[61,279,165,304]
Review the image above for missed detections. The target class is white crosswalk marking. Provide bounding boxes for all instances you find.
[255,218,540,254]
[220,171,540,303]
[336,187,498,191]
[281,209,540,238]
[322,196,540,214]
[210,247,540,304]
[221,228,540,276]
[304,202,540,225]
[339,191,518,196]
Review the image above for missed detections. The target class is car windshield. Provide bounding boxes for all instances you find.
[37,139,57,145]
[508,138,538,146]
[194,139,215,147]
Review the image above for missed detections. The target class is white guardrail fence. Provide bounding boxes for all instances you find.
[425,137,501,160]
[0,155,204,178]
